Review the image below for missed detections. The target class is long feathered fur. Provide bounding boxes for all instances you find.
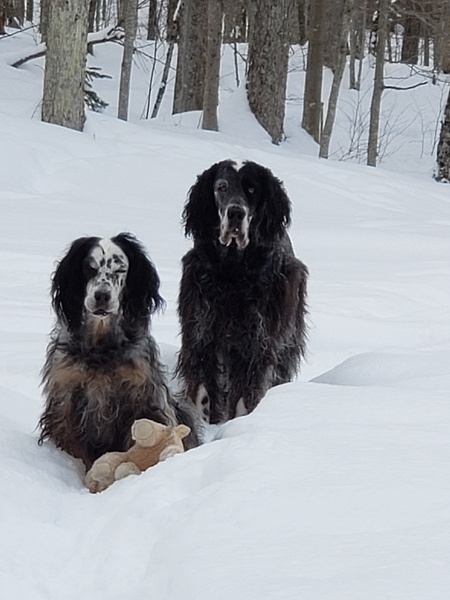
[39,233,200,468]
[177,160,308,424]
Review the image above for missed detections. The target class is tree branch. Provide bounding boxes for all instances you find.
[383,81,428,91]
[10,26,124,68]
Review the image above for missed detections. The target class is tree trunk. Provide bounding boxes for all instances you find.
[223,0,246,43]
[439,1,450,73]
[247,0,292,145]
[289,0,306,45]
[302,0,326,142]
[147,0,157,40]
[400,0,421,64]
[4,0,25,27]
[41,0,89,132]
[319,0,350,159]
[0,0,6,34]
[349,0,367,90]
[435,88,450,182]
[87,0,98,53]
[117,0,138,121]
[39,0,49,41]
[324,0,344,71]
[202,0,222,131]
[26,0,32,22]
[151,40,175,118]
[173,0,208,114]
[367,0,387,167]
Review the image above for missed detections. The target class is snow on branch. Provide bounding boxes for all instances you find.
[10,26,124,68]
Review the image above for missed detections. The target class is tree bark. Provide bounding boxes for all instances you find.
[39,0,49,41]
[247,0,292,145]
[0,0,6,35]
[117,0,138,121]
[41,0,89,132]
[222,0,246,43]
[323,0,344,71]
[319,0,351,159]
[173,0,208,114]
[367,0,388,167]
[349,0,367,90]
[26,0,32,22]
[147,0,157,40]
[151,40,175,118]
[202,0,222,131]
[302,0,326,142]
[400,0,421,64]
[435,87,450,182]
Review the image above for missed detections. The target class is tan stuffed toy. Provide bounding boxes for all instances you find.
[84,418,191,493]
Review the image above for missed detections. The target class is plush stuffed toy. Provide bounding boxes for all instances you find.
[84,418,191,493]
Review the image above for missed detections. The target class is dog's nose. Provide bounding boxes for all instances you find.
[227,205,246,229]
[94,289,111,307]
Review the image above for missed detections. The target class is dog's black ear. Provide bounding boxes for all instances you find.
[251,163,291,242]
[51,237,100,330]
[182,163,221,241]
[112,233,164,321]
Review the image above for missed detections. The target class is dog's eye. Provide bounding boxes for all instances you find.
[216,181,228,193]
[84,264,98,278]
[247,187,255,194]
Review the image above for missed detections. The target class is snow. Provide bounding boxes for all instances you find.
[1,26,450,599]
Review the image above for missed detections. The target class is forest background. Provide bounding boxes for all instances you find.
[2,0,450,178]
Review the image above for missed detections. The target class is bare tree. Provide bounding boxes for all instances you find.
[367,0,388,166]
[1,0,24,28]
[349,0,367,90]
[302,0,326,142]
[319,0,351,159]
[289,0,307,44]
[247,0,292,144]
[435,86,450,181]
[399,0,421,64]
[117,0,138,121]
[39,0,50,41]
[41,0,89,132]
[147,0,158,40]
[202,0,222,131]
[223,0,246,42]
[0,0,6,35]
[173,0,208,114]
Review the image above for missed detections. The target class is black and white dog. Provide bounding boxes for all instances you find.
[39,233,199,468]
[176,160,308,424]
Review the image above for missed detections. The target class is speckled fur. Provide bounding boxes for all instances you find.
[39,233,200,468]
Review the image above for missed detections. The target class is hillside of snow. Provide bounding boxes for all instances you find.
[0,26,449,599]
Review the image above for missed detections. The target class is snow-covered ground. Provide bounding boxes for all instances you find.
[1,26,450,599]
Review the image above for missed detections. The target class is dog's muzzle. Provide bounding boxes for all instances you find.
[85,283,119,317]
[219,203,251,249]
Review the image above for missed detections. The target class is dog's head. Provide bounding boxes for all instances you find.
[182,160,291,247]
[51,233,163,331]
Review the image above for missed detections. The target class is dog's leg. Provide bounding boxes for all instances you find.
[234,398,248,418]
[195,384,211,423]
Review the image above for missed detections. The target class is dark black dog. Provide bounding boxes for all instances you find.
[176,160,308,424]
[39,233,199,468]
